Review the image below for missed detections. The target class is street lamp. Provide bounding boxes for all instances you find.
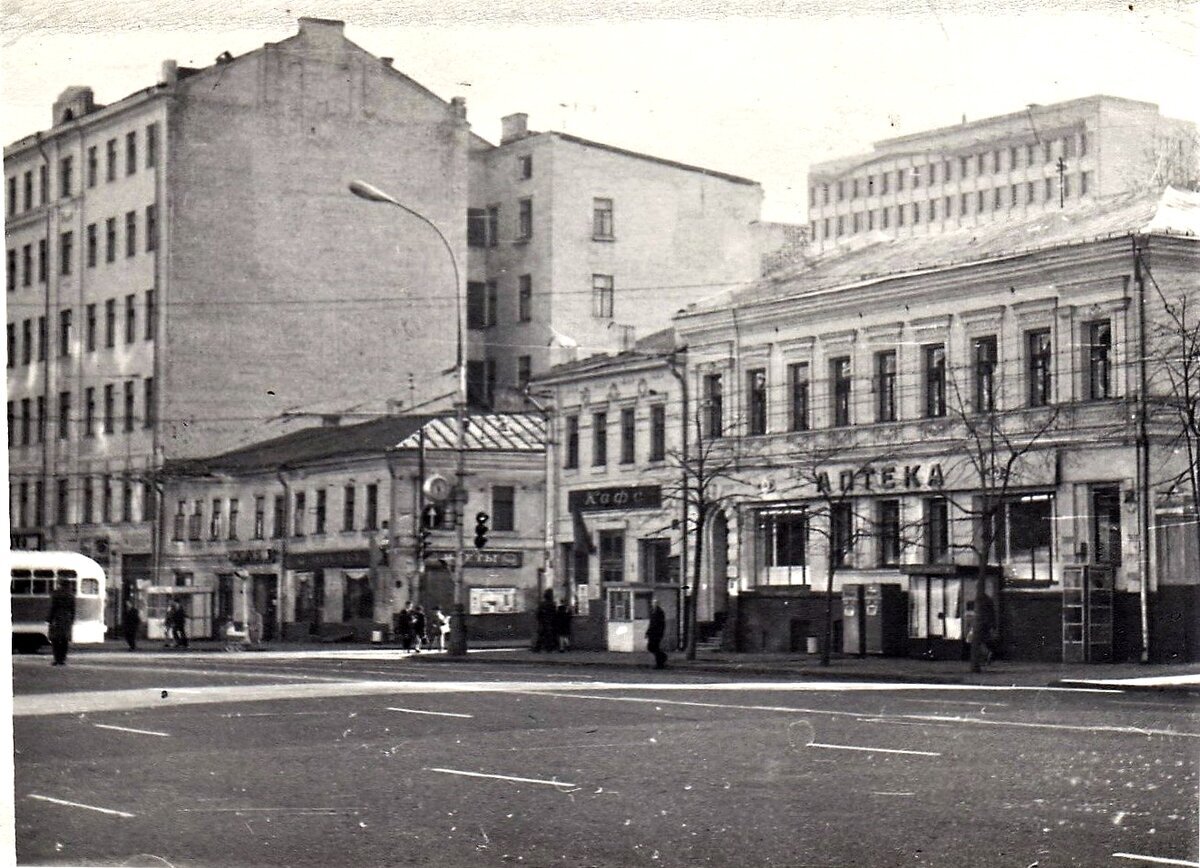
[348,179,469,656]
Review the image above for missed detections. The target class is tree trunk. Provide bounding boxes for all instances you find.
[687,507,704,660]
[821,556,835,667]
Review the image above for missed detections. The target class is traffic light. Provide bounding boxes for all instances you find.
[417,525,431,560]
[418,504,444,560]
[474,511,490,550]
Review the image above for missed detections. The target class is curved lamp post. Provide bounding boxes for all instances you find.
[348,180,469,656]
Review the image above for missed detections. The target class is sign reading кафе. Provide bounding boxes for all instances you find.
[568,485,662,512]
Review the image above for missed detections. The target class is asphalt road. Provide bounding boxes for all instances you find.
[10,650,1200,868]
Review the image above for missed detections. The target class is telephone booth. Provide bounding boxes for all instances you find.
[903,565,1000,660]
[605,585,678,652]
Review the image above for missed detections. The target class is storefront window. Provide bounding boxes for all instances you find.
[640,538,672,583]
[877,499,901,566]
[598,530,625,583]
[342,572,373,620]
[469,587,519,614]
[757,511,809,585]
[993,493,1055,581]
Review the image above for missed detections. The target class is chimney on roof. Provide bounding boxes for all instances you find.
[52,86,96,126]
[298,17,346,42]
[450,96,467,120]
[161,60,178,85]
[501,113,529,144]
[380,56,394,68]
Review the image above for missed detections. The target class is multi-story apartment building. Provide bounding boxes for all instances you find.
[160,412,545,641]
[674,187,1199,663]
[806,95,1197,251]
[466,113,767,407]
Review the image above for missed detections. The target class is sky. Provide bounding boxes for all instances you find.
[1,1,1197,222]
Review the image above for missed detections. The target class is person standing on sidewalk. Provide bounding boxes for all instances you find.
[47,578,76,666]
[412,605,426,653]
[171,600,189,649]
[646,601,668,670]
[397,602,414,652]
[122,599,140,651]
[554,601,573,652]
[533,589,556,652]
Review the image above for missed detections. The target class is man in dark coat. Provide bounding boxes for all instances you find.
[534,589,557,652]
[554,602,573,652]
[171,599,189,649]
[47,579,76,666]
[123,599,140,651]
[396,603,413,652]
[646,601,668,670]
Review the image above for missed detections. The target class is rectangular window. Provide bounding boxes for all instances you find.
[467,208,487,247]
[747,368,767,435]
[598,531,625,583]
[365,483,379,531]
[125,131,137,176]
[764,512,807,569]
[1027,181,1036,205]
[877,499,901,567]
[896,206,905,228]
[593,197,614,239]
[923,344,946,418]
[59,231,73,275]
[254,495,266,539]
[650,405,666,461]
[912,166,921,188]
[342,485,356,531]
[487,205,499,246]
[1091,485,1121,566]
[564,415,579,469]
[86,147,97,188]
[125,210,136,257]
[103,384,114,434]
[145,290,157,340]
[188,500,202,541]
[21,319,32,365]
[146,123,159,168]
[831,501,853,569]
[105,139,117,182]
[58,309,72,357]
[1062,174,1071,199]
[592,411,608,466]
[105,217,116,262]
[142,480,155,523]
[976,190,985,214]
[831,357,851,427]
[1010,184,1019,208]
[1087,320,1112,400]
[928,199,937,222]
[56,478,70,526]
[875,351,897,423]
[926,497,950,562]
[485,280,498,327]
[293,492,306,536]
[82,478,95,525]
[20,398,30,446]
[105,298,116,347]
[85,224,97,268]
[101,478,113,524]
[228,498,240,541]
[881,173,890,194]
[314,489,326,535]
[143,377,155,428]
[145,204,158,252]
[273,495,286,539]
[1080,172,1090,196]
[58,391,70,440]
[123,380,135,432]
[704,373,724,438]
[1010,145,1020,169]
[1045,177,1054,202]
[466,281,486,330]
[1027,329,1052,406]
[518,274,532,322]
[59,156,73,198]
[210,498,222,540]
[117,294,135,346]
[640,538,672,583]
[620,407,636,463]
[515,355,532,390]
[36,395,45,443]
[519,155,532,179]
[7,249,15,292]
[20,244,31,286]
[961,192,970,215]
[972,336,997,413]
[592,274,614,318]
[517,197,532,240]
[492,485,515,532]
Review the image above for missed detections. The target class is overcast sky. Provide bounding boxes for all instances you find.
[2,1,1197,222]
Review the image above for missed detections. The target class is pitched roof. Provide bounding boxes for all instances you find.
[392,413,546,452]
[685,187,1200,315]
[547,132,759,187]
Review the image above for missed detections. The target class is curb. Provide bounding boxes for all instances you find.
[1054,678,1200,695]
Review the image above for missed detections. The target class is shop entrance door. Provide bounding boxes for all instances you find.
[252,574,278,642]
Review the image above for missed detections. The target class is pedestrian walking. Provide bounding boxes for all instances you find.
[646,601,668,670]
[554,601,573,652]
[163,603,176,648]
[122,599,140,651]
[171,599,189,649]
[433,606,451,651]
[533,589,556,652]
[397,602,414,651]
[46,578,76,666]
[412,605,427,653]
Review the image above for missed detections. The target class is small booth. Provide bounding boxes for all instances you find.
[144,586,215,640]
[902,564,1001,660]
[605,584,678,652]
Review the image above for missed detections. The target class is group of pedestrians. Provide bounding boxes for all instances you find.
[163,600,189,649]
[395,602,451,652]
[532,588,573,652]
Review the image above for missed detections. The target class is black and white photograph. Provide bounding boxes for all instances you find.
[3,2,1199,866]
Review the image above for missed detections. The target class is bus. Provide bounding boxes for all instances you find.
[8,550,107,652]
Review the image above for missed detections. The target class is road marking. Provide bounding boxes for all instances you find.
[901,713,1200,739]
[808,742,941,757]
[1113,854,1200,867]
[387,706,474,718]
[428,768,577,787]
[28,794,134,818]
[892,697,1010,707]
[93,723,170,737]
[871,791,916,796]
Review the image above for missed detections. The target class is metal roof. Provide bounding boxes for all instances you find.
[392,413,546,453]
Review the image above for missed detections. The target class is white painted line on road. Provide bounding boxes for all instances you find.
[1113,854,1200,867]
[871,792,916,796]
[387,706,474,718]
[808,742,941,757]
[901,713,1200,739]
[28,794,135,818]
[428,768,577,788]
[893,697,1010,707]
[93,723,170,737]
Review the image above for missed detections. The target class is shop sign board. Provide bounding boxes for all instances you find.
[428,549,524,569]
[568,485,662,512]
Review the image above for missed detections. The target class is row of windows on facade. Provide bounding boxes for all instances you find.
[812,174,1090,241]
[167,485,518,542]
[561,405,669,469]
[466,273,615,331]
[10,476,157,530]
[5,123,160,216]
[467,197,613,249]
[699,322,1112,438]
[7,291,156,370]
[559,533,675,586]
[810,132,1087,207]
[5,205,158,291]
[6,378,156,448]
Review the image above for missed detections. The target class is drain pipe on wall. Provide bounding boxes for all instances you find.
[1134,237,1151,664]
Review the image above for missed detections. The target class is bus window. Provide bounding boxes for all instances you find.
[57,569,78,579]
[30,579,49,595]
[80,578,99,595]
[11,569,32,578]
[11,578,31,594]
[34,569,54,579]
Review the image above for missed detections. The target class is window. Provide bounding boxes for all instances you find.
[1045,177,1054,202]
[21,319,31,366]
[125,131,137,176]
[365,483,379,531]
[896,207,905,228]
[704,373,724,438]
[837,216,845,236]
[145,290,156,341]
[513,354,532,391]
[105,299,116,347]
[59,156,73,198]
[928,199,937,222]
[1026,143,1037,165]
[492,485,515,532]
[486,205,499,246]
[59,231,73,275]
[146,123,159,168]
[6,324,13,367]
[926,497,950,562]
[517,197,533,240]
[620,407,636,463]
[340,484,356,532]
[598,530,625,583]
[210,499,222,540]
[145,204,157,252]
[125,211,136,257]
[650,405,666,461]
[143,377,155,428]
[640,538,672,583]
[82,478,95,524]
[1027,329,1052,407]
[272,495,285,539]
[254,495,266,539]
[123,380,135,432]
[103,384,114,434]
[1080,172,1090,196]
[877,499,901,566]
[21,244,31,286]
[143,480,155,523]
[188,500,202,541]
[485,280,498,327]
[831,501,853,568]
[466,281,487,330]
[961,192,970,215]
[764,512,807,571]
[56,478,70,526]
[6,400,13,445]
[747,368,767,435]
[593,411,608,466]
[518,274,532,322]
[836,180,845,201]
[564,415,579,469]
[992,493,1054,581]
[1086,320,1111,400]
[171,500,184,540]
[875,351,897,423]
[1010,184,1018,208]
[105,217,116,262]
[6,249,13,292]
[314,489,326,535]
[105,138,117,182]
[228,498,240,541]
[519,155,533,179]
[593,198,614,239]
[592,274,614,318]
[911,202,920,224]
[293,492,306,536]
[37,316,45,362]
[977,190,985,213]
[912,166,921,188]
[831,357,851,427]
[86,147,97,188]
[960,155,970,177]
[1010,145,1020,169]
[467,208,487,247]
[972,336,997,413]
[86,224,97,268]
[36,396,45,443]
[58,391,70,440]
[923,344,946,418]
[20,398,30,445]
[1091,485,1121,565]
[23,170,33,208]
[466,359,496,409]
[851,178,859,198]
[58,309,72,357]
[1027,181,1036,205]
[976,153,986,175]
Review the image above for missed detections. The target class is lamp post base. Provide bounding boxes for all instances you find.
[447,602,468,656]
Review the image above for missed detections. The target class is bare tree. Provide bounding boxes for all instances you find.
[1136,127,1200,193]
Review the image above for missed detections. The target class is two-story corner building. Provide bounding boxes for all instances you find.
[806,95,1197,252]
[465,112,771,408]
[676,187,1200,663]
[530,330,698,652]
[6,18,473,608]
[157,412,545,643]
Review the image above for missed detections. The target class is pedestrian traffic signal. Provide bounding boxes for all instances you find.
[474,511,490,550]
[421,503,445,530]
